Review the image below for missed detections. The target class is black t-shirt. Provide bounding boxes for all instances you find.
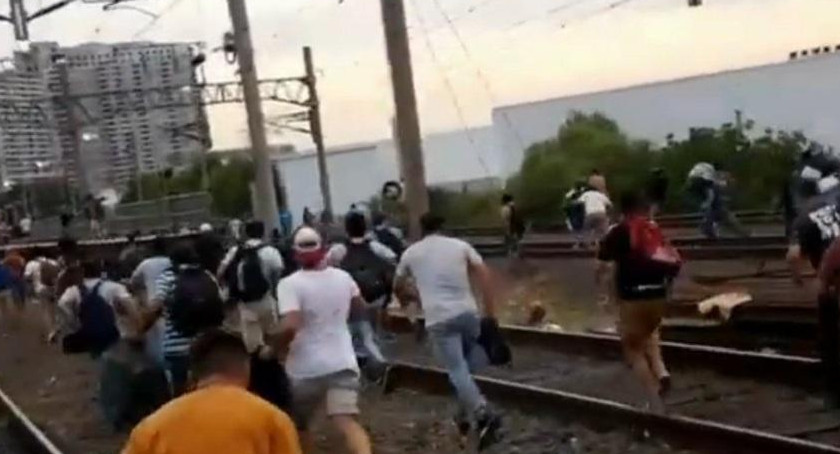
[796,199,840,269]
[598,223,669,301]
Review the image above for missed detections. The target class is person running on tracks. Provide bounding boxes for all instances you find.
[147,243,224,396]
[500,193,526,258]
[578,185,613,247]
[275,226,372,454]
[326,211,396,381]
[23,248,60,341]
[787,177,840,406]
[122,328,302,454]
[218,220,285,359]
[130,236,172,366]
[394,213,502,451]
[596,192,681,413]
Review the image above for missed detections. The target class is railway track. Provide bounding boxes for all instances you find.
[384,362,840,454]
[0,385,62,454]
[384,322,840,451]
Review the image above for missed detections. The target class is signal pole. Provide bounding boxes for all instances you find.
[225,0,281,233]
[379,0,428,240]
[303,46,334,221]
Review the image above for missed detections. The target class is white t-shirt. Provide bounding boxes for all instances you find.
[57,278,136,338]
[24,257,58,293]
[276,267,360,380]
[130,256,172,296]
[395,235,481,327]
[219,240,285,304]
[578,190,612,216]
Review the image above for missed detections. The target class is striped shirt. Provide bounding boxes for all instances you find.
[152,268,192,358]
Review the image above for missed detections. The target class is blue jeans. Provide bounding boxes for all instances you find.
[349,319,386,364]
[428,312,488,420]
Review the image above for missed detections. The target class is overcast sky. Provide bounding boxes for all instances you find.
[1,0,838,151]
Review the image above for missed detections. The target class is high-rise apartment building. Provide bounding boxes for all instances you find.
[5,41,207,194]
[0,64,61,186]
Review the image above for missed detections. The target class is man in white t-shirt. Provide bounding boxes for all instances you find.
[578,188,612,246]
[218,221,284,356]
[394,213,501,450]
[57,260,140,342]
[24,250,59,339]
[275,227,371,454]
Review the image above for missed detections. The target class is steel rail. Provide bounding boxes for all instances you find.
[384,361,840,454]
[0,385,63,454]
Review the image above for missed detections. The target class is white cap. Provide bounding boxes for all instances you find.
[199,223,213,233]
[293,226,322,251]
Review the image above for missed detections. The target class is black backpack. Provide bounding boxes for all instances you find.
[374,227,405,258]
[341,240,394,302]
[226,245,271,302]
[168,267,224,337]
[62,282,120,356]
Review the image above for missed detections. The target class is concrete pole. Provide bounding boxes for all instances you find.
[8,0,28,41]
[225,0,280,233]
[379,0,429,240]
[303,46,333,221]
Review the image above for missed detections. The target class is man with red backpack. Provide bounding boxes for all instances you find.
[596,192,682,413]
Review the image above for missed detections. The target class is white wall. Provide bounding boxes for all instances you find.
[275,126,505,224]
[492,52,840,176]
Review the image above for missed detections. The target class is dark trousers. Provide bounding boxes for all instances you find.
[165,355,190,397]
[818,293,840,403]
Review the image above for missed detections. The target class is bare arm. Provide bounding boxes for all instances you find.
[270,311,302,359]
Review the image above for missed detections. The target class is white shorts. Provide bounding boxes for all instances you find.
[291,369,360,429]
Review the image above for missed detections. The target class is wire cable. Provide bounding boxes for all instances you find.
[131,0,185,39]
[428,0,529,152]
[408,0,492,177]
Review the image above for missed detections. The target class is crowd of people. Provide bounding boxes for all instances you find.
[5,144,840,453]
[0,208,507,454]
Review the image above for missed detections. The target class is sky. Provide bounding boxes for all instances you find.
[1,0,839,151]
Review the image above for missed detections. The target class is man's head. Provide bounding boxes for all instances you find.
[244,220,265,240]
[344,211,368,239]
[189,329,250,388]
[420,213,445,237]
[619,191,648,216]
[501,193,514,205]
[151,236,167,256]
[590,169,601,176]
[169,242,197,268]
[82,258,103,279]
[293,226,326,269]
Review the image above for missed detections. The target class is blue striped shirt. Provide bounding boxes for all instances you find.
[152,268,192,357]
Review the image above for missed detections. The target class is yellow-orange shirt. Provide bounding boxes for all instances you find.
[122,385,301,454]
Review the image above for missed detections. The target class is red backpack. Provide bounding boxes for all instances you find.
[626,216,682,279]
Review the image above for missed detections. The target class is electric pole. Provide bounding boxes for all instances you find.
[379,0,428,240]
[303,46,333,221]
[225,0,281,233]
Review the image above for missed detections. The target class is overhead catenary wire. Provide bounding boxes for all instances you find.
[428,0,529,152]
[408,0,492,177]
[131,0,186,39]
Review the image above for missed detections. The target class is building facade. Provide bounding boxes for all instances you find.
[0,66,61,186]
[5,41,206,194]
[492,49,840,177]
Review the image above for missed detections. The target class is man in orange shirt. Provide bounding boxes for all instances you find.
[122,329,301,454]
[0,249,26,326]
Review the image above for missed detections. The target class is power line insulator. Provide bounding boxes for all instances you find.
[222,31,237,64]
[688,0,702,6]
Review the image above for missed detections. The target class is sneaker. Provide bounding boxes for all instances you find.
[476,412,502,451]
